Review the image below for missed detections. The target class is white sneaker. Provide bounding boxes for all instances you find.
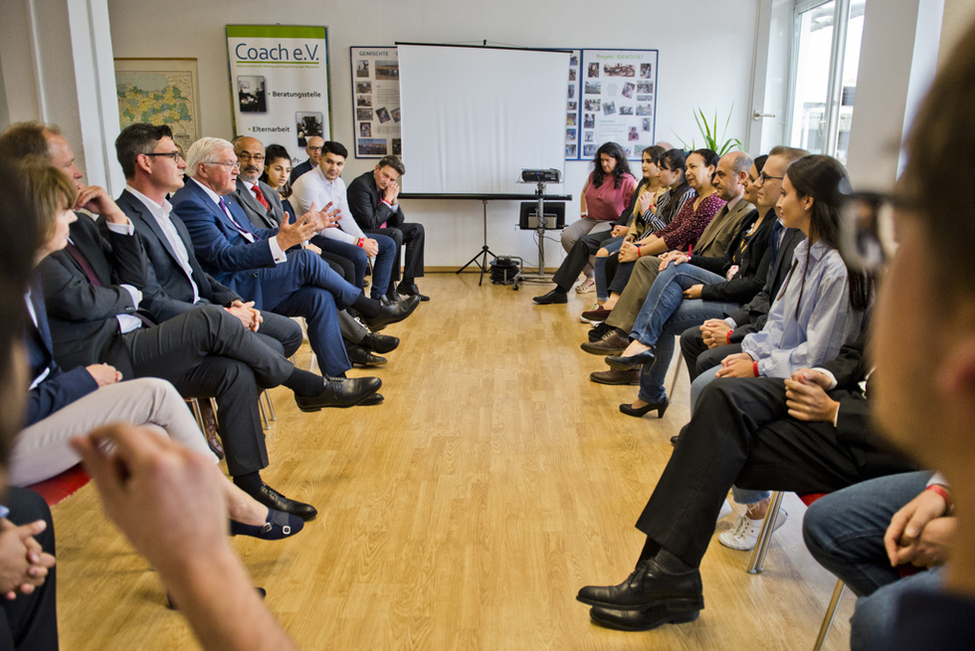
[575,278,596,294]
[717,499,733,521]
[580,303,602,324]
[718,508,788,551]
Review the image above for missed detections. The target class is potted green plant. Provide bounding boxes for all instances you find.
[673,106,743,155]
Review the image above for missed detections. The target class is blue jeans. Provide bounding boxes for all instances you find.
[633,264,737,404]
[594,237,626,302]
[802,471,943,650]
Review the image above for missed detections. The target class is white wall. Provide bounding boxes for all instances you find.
[106,0,759,269]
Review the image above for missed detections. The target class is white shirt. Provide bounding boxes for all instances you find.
[290,166,366,245]
[189,178,286,264]
[126,185,200,304]
[25,289,50,390]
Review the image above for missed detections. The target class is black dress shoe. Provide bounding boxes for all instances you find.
[533,289,567,304]
[619,397,669,418]
[589,604,700,631]
[358,392,384,406]
[589,321,613,342]
[361,295,421,331]
[397,283,430,301]
[346,343,387,367]
[244,482,318,521]
[580,331,629,355]
[361,332,400,354]
[605,347,656,370]
[295,376,382,411]
[576,556,703,611]
[670,434,680,447]
[384,290,403,303]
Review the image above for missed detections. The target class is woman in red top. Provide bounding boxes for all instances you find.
[562,142,637,293]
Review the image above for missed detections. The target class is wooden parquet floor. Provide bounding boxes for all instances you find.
[52,273,854,650]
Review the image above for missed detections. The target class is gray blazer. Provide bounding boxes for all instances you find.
[232,178,285,230]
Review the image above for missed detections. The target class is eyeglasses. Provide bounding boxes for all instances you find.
[839,191,899,272]
[758,172,784,182]
[206,161,241,170]
[145,151,182,162]
[306,146,323,152]
[236,152,264,163]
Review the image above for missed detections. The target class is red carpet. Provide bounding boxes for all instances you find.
[27,464,90,506]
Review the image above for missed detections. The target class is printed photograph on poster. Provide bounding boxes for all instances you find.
[584,81,600,95]
[567,101,577,111]
[637,94,653,101]
[628,127,639,141]
[584,130,594,142]
[584,99,600,112]
[358,138,387,156]
[376,107,391,124]
[375,60,399,80]
[622,82,635,99]
[357,108,373,121]
[583,144,595,157]
[360,123,372,137]
[619,105,633,115]
[391,107,401,122]
[640,63,653,78]
[604,63,635,77]
[636,104,653,116]
[637,81,653,94]
[588,63,599,77]
[295,112,323,147]
[237,76,266,113]
[583,113,595,128]
[392,138,401,155]
[566,144,577,158]
[356,81,372,93]
[566,128,576,142]
[357,95,372,107]
[602,101,615,116]
[567,85,575,99]
[356,60,370,77]
[569,68,576,81]
[566,113,576,126]
[570,54,579,66]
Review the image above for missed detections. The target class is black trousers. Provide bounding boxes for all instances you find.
[366,223,425,285]
[0,488,58,651]
[634,377,915,568]
[115,306,301,477]
[552,229,616,291]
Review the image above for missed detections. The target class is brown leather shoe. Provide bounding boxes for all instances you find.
[198,398,224,460]
[580,330,630,355]
[590,368,641,385]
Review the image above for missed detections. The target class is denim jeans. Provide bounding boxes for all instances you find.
[633,264,738,404]
[594,237,626,302]
[802,471,943,651]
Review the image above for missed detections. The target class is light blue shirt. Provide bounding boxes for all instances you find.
[742,239,864,378]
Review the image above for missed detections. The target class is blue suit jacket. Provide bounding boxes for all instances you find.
[171,179,281,309]
[24,276,98,427]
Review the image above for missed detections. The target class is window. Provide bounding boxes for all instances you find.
[787,0,866,164]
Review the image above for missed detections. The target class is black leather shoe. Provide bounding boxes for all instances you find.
[620,397,669,418]
[589,321,613,342]
[576,557,703,611]
[589,368,641,385]
[533,289,567,304]
[605,347,655,370]
[397,283,430,301]
[346,343,387,367]
[589,604,700,631]
[670,435,680,447]
[245,482,318,521]
[580,331,629,355]
[361,332,400,354]
[361,295,421,331]
[358,392,384,406]
[385,290,403,303]
[295,376,382,411]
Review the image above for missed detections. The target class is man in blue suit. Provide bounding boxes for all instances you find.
[171,137,419,381]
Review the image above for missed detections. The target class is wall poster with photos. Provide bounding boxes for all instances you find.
[350,47,402,158]
[572,48,658,161]
[226,25,331,158]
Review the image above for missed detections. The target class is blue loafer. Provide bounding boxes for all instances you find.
[230,509,304,540]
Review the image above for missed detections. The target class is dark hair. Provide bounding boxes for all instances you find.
[115,123,174,179]
[785,154,872,312]
[753,154,768,176]
[321,141,348,159]
[260,144,293,197]
[657,148,692,223]
[689,148,720,170]
[0,122,54,161]
[632,146,667,196]
[591,142,632,189]
[0,155,44,464]
[902,21,975,295]
[377,154,405,175]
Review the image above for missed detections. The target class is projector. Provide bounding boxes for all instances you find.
[519,168,562,184]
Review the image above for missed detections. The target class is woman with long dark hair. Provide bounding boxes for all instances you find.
[560,142,636,294]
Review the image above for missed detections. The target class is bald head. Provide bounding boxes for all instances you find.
[234,137,265,182]
[713,151,753,202]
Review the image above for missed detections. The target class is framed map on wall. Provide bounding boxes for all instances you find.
[115,58,200,151]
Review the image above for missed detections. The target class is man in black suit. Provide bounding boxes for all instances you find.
[576,335,917,630]
[347,155,428,301]
[289,135,323,184]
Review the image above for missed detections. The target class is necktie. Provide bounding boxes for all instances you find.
[770,219,783,264]
[64,242,154,327]
[377,187,387,228]
[219,197,254,236]
[252,185,270,211]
